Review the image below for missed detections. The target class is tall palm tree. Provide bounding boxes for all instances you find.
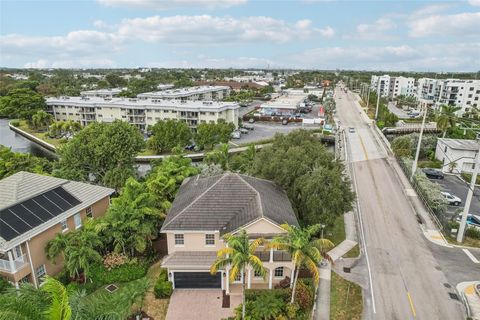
[436,104,461,138]
[210,230,267,320]
[42,276,72,320]
[31,110,53,130]
[269,224,334,303]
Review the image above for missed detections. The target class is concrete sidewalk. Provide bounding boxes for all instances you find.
[313,212,358,320]
[457,281,480,320]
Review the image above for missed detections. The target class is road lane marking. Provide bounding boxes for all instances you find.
[463,249,480,263]
[358,134,369,160]
[407,292,417,318]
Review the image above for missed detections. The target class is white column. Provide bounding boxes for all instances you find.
[226,268,230,294]
[290,268,295,287]
[171,272,175,289]
[7,251,15,272]
[268,269,273,289]
[247,269,251,289]
[25,241,38,288]
[221,271,224,290]
[14,282,19,289]
[269,248,273,263]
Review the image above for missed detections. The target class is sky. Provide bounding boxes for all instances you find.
[0,0,479,71]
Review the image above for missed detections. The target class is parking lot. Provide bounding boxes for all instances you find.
[428,174,480,219]
[230,121,320,145]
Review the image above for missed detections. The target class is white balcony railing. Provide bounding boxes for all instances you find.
[0,254,28,273]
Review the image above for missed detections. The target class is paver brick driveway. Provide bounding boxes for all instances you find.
[166,289,241,320]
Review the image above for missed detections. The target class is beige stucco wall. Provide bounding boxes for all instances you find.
[242,218,286,234]
[2,196,110,285]
[166,232,222,254]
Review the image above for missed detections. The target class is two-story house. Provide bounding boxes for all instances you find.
[0,172,114,288]
[161,173,299,294]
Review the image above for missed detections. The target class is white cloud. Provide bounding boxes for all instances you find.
[469,0,480,6]
[350,18,396,40]
[319,26,335,38]
[408,11,480,37]
[96,0,247,9]
[117,15,327,43]
[148,56,275,69]
[286,43,480,71]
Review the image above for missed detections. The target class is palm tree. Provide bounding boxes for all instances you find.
[210,230,267,320]
[42,276,72,320]
[269,224,334,303]
[436,105,461,138]
[31,110,53,130]
[205,143,230,170]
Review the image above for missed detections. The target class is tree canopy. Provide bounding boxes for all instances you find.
[147,119,192,154]
[195,120,235,150]
[0,145,52,179]
[0,88,46,120]
[53,120,144,189]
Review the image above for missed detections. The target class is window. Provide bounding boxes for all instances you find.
[174,234,184,245]
[234,272,242,282]
[254,269,262,277]
[86,206,93,218]
[60,219,68,232]
[36,264,46,284]
[274,267,284,278]
[73,213,82,229]
[205,234,215,246]
[209,112,215,115]
[13,245,22,258]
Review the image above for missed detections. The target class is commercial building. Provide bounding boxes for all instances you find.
[80,88,123,98]
[258,90,306,117]
[0,172,114,288]
[161,173,299,291]
[46,96,239,132]
[435,138,480,173]
[137,86,230,101]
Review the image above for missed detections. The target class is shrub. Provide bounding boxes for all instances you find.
[102,252,128,270]
[294,281,314,311]
[0,276,12,294]
[10,120,20,127]
[466,227,480,240]
[154,280,173,298]
[245,288,291,303]
[90,262,147,285]
[158,268,168,282]
[251,293,285,320]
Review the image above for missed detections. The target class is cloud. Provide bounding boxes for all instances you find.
[469,0,480,6]
[24,58,116,69]
[96,0,247,9]
[286,43,480,71]
[319,26,335,38]
[117,15,328,43]
[349,18,396,40]
[408,10,480,37]
[148,56,275,69]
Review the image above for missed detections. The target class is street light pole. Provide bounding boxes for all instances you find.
[410,105,428,182]
[374,80,381,120]
[366,86,371,110]
[457,138,480,243]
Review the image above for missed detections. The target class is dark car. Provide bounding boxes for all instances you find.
[184,144,196,151]
[422,168,444,179]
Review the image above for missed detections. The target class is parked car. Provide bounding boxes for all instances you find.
[242,124,254,130]
[282,119,288,125]
[456,214,480,229]
[184,144,196,151]
[231,130,241,139]
[422,168,444,179]
[441,192,462,206]
[239,128,249,134]
[349,127,355,133]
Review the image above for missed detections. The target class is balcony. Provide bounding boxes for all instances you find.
[0,254,29,274]
[254,250,292,262]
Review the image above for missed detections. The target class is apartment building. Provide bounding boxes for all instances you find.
[371,75,415,98]
[435,138,480,173]
[137,86,230,101]
[46,96,240,132]
[437,79,480,116]
[0,172,114,288]
[80,88,123,99]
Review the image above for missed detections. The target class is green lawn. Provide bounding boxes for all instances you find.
[328,215,359,258]
[330,272,363,320]
[16,120,64,147]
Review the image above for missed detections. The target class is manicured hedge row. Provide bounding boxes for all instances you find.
[89,262,148,284]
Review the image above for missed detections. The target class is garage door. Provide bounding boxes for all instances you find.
[174,272,221,289]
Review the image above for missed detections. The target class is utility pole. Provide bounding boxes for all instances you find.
[375,80,381,120]
[366,86,371,110]
[410,105,428,182]
[457,137,480,243]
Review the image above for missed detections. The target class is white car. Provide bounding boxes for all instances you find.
[441,192,462,206]
[231,130,241,139]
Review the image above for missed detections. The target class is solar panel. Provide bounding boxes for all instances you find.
[0,186,82,241]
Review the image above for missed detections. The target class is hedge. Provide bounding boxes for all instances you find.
[154,268,172,299]
[245,288,291,303]
[89,262,148,285]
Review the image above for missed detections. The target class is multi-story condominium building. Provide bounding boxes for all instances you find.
[46,96,239,132]
[0,172,114,288]
[370,75,391,97]
[416,78,444,101]
[161,173,299,292]
[80,88,123,98]
[436,79,480,116]
[371,75,414,98]
[137,86,230,101]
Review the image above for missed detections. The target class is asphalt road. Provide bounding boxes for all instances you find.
[335,87,466,320]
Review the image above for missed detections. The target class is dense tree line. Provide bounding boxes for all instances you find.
[0,145,52,179]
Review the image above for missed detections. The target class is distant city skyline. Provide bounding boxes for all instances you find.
[1,0,479,71]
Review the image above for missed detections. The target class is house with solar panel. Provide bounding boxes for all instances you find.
[0,171,114,288]
[160,173,299,292]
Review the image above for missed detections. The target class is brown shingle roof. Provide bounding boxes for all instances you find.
[161,173,298,234]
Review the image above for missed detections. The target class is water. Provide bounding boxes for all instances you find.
[0,119,57,160]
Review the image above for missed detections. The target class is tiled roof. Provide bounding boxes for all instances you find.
[162,251,218,268]
[161,173,298,234]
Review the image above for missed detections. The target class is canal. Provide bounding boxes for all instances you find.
[0,119,57,160]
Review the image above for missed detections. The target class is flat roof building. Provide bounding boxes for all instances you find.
[80,88,123,98]
[137,86,230,101]
[46,96,239,132]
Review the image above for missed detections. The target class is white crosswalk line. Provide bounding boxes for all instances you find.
[462,249,480,263]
